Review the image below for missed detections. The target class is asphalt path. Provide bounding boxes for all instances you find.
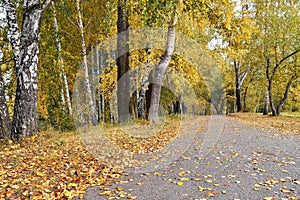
[74,116,300,200]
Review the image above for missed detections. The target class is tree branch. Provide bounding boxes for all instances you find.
[41,0,51,11]
[279,49,300,65]
[272,48,300,77]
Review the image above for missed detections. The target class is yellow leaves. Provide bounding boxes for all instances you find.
[105,117,182,154]
[0,131,112,199]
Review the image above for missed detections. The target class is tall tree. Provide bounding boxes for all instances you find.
[148,14,177,122]
[4,0,51,141]
[256,0,300,116]
[51,1,72,115]
[216,0,255,112]
[76,0,97,125]
[116,0,130,122]
[0,48,11,139]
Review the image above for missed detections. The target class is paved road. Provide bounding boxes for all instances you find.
[74,116,300,200]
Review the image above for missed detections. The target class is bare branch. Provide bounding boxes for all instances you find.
[67,17,79,30]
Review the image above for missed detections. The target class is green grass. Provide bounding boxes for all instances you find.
[281,112,300,119]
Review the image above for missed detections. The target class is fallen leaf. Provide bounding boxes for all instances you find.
[178,171,185,175]
[154,172,161,177]
[179,177,189,181]
[36,172,45,177]
[177,182,184,186]
[206,192,215,197]
[198,186,207,191]
[280,188,291,194]
[99,191,112,196]
[293,181,300,185]
[263,197,276,200]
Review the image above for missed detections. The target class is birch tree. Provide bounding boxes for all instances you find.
[0,48,11,139]
[4,0,51,141]
[148,14,177,122]
[76,0,97,125]
[51,1,72,114]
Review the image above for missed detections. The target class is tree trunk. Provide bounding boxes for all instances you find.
[116,0,130,122]
[137,46,151,119]
[148,17,176,122]
[276,79,293,115]
[137,77,147,119]
[233,60,247,113]
[90,46,97,121]
[268,79,277,116]
[175,94,182,114]
[76,0,97,125]
[263,90,269,115]
[52,1,72,114]
[95,43,101,122]
[243,86,248,112]
[5,0,51,141]
[0,58,11,139]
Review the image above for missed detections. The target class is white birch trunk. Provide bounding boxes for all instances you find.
[5,0,51,140]
[90,46,97,121]
[148,16,177,122]
[76,0,97,125]
[52,1,72,114]
[0,49,11,139]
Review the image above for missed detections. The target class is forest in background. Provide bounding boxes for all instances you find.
[0,0,299,140]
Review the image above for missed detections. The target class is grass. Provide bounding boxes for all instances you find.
[281,112,300,119]
[228,112,300,135]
